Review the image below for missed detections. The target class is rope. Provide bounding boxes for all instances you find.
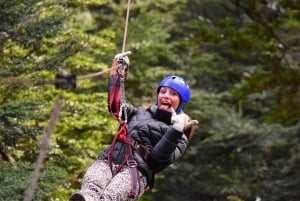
[0,63,129,87]
[116,0,131,122]
[77,66,117,80]
[122,0,131,53]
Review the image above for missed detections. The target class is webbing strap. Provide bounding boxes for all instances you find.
[109,75,121,119]
[127,160,139,198]
[107,74,141,199]
[75,161,94,184]
[106,123,140,199]
[108,73,127,123]
[124,135,139,199]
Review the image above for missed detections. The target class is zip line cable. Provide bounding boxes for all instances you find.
[0,55,131,89]
[122,0,131,53]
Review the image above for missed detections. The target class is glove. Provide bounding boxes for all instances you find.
[184,119,198,131]
[171,108,198,132]
[116,56,130,68]
[171,108,189,132]
[114,51,131,59]
[115,51,130,68]
[110,51,131,75]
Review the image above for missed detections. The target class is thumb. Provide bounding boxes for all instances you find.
[170,107,176,117]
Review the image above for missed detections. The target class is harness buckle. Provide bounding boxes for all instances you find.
[125,138,139,149]
[127,159,137,168]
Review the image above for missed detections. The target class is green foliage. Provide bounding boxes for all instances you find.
[0,0,117,199]
[154,91,300,201]
[0,0,68,76]
[49,90,118,174]
[232,65,300,125]
[175,0,300,125]
[1,0,299,200]
[0,162,68,201]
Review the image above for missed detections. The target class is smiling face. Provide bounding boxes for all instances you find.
[157,86,181,113]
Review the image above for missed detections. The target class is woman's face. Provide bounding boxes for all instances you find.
[157,86,181,112]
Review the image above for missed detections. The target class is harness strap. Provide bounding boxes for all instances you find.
[106,123,141,199]
[124,139,140,199]
[117,133,151,162]
[75,161,94,184]
[109,75,121,119]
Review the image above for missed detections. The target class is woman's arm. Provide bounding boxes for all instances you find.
[107,58,136,120]
[150,127,188,173]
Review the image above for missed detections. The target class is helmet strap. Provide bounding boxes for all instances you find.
[176,102,185,114]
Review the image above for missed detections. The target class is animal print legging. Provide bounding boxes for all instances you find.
[79,159,147,201]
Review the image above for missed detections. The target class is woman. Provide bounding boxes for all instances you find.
[70,54,198,201]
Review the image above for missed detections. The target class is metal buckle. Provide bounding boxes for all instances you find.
[127,159,137,168]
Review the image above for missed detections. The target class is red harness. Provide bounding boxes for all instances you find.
[107,74,143,199]
[106,122,139,198]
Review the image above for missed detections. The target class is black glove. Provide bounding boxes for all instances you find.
[115,52,130,68]
[114,51,131,77]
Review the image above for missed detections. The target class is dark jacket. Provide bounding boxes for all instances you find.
[100,75,188,185]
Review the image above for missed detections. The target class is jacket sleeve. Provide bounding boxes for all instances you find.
[150,127,188,173]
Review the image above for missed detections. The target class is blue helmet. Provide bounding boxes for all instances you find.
[157,75,190,112]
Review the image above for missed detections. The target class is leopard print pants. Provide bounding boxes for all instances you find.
[78,159,147,201]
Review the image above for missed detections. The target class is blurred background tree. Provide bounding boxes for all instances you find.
[0,0,299,200]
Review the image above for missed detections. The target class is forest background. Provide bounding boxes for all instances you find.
[1,0,300,201]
